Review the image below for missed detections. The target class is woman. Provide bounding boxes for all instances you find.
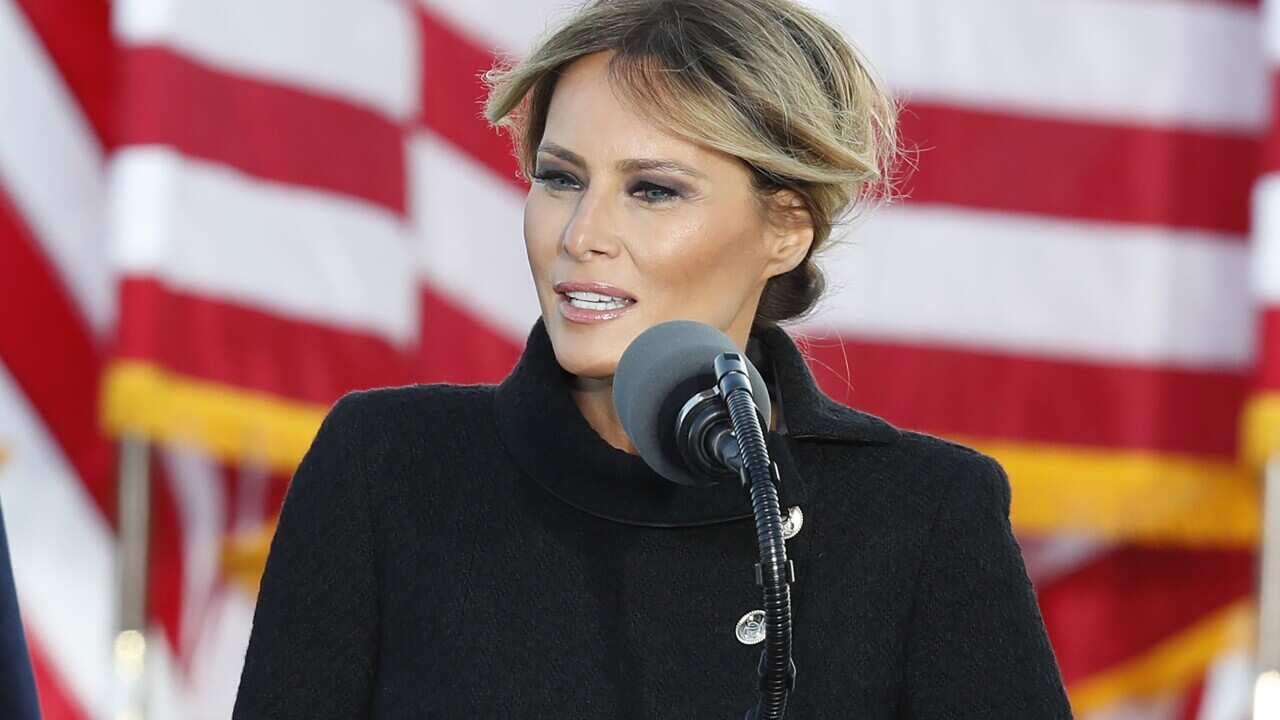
[233,0,1073,717]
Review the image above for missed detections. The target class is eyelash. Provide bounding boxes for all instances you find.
[531,170,681,204]
[530,170,580,192]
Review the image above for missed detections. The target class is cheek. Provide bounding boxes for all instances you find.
[523,193,562,270]
[636,212,765,296]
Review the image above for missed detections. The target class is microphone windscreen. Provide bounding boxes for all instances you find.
[613,320,771,486]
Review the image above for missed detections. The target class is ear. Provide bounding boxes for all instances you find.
[760,189,815,281]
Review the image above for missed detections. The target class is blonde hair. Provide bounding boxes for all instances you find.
[484,0,903,330]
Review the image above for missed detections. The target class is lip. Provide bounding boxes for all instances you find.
[553,280,636,300]
[557,294,638,324]
[553,280,638,324]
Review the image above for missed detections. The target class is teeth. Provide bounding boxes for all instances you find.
[565,290,629,302]
[568,298,629,310]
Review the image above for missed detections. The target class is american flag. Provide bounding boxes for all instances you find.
[0,0,1270,717]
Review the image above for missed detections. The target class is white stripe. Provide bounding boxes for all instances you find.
[1263,0,1280,67]
[147,629,189,720]
[409,138,1250,370]
[418,0,576,57]
[1083,692,1184,720]
[146,589,256,720]
[159,445,225,669]
[109,147,419,345]
[181,591,256,720]
[0,363,113,719]
[0,1,113,334]
[1197,648,1254,720]
[814,0,1264,132]
[426,0,1265,132]
[1017,535,1107,588]
[408,131,540,339]
[813,204,1251,370]
[1250,175,1280,304]
[231,461,271,536]
[114,0,420,121]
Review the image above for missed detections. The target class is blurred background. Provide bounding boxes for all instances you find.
[1,0,1277,717]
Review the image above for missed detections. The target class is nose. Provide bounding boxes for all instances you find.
[561,187,619,261]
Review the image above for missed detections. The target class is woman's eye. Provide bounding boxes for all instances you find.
[532,170,581,192]
[631,182,679,203]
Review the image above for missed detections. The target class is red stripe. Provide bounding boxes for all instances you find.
[115,278,419,406]
[148,447,295,677]
[27,630,88,720]
[116,46,407,215]
[417,287,523,383]
[3,13,116,709]
[801,334,1246,458]
[148,449,186,676]
[115,280,531,403]
[222,463,293,536]
[1262,72,1280,178]
[266,471,291,520]
[898,101,1258,236]
[1177,676,1206,720]
[12,0,114,147]
[416,9,525,192]
[0,188,116,527]
[1249,308,1280,392]
[1037,546,1254,683]
[1161,0,1259,7]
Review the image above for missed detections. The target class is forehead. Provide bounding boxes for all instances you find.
[541,51,712,167]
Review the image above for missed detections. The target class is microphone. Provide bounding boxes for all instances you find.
[615,320,799,718]
[612,320,771,486]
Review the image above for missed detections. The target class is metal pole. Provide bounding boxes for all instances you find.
[114,434,151,720]
[1257,457,1280,718]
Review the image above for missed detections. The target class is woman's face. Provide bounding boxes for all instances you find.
[524,50,811,380]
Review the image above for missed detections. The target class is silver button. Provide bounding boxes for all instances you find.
[735,609,767,645]
[781,506,803,540]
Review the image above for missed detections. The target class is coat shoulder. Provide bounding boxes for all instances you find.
[887,428,1012,520]
[308,383,501,492]
[889,427,1005,474]
[807,425,1011,525]
[332,381,496,412]
[326,382,497,434]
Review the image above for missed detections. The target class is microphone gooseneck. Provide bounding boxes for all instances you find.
[613,321,796,719]
[717,354,795,720]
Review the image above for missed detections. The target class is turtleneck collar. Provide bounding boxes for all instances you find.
[492,317,899,528]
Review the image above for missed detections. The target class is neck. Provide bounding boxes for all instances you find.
[570,373,777,456]
[570,375,637,454]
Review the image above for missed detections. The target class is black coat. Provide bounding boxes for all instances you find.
[233,317,1072,718]
[0,499,40,720]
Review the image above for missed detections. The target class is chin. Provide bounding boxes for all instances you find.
[550,342,623,380]
[545,318,633,380]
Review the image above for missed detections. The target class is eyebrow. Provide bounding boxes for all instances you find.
[537,142,707,180]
